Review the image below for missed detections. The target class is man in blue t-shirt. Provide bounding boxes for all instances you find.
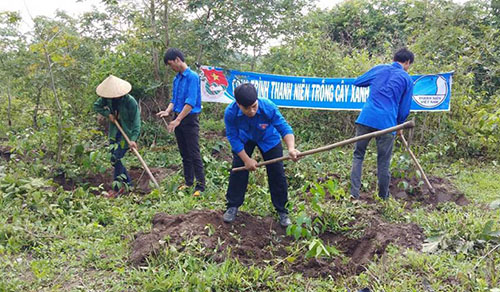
[157,48,205,196]
[223,83,300,227]
[350,48,415,200]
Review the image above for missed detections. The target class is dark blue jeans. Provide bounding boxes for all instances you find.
[110,132,131,191]
[226,141,288,214]
[350,124,395,199]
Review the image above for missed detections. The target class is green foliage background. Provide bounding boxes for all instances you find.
[1,0,497,159]
[0,0,500,291]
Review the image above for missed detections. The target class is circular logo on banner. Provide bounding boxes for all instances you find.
[201,78,226,99]
[412,75,448,108]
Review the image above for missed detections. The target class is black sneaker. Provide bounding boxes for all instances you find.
[278,212,292,227]
[223,207,238,223]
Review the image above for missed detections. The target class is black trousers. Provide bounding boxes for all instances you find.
[226,141,288,213]
[174,113,205,191]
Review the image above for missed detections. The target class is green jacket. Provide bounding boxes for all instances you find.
[93,94,141,143]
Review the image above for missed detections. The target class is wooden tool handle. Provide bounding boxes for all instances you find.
[232,120,415,172]
[112,119,160,189]
[399,133,435,194]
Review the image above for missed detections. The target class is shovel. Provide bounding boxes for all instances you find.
[112,118,160,189]
[232,120,415,172]
[399,133,435,194]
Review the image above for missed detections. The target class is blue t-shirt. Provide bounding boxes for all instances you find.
[224,98,293,153]
[171,67,202,114]
[354,62,413,130]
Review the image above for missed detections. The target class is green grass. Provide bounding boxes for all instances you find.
[1,121,500,291]
[452,163,500,204]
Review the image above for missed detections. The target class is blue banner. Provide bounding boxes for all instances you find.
[200,66,453,112]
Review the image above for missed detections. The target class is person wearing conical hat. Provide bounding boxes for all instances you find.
[94,75,141,197]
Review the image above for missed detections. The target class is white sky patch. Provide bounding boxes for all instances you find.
[0,0,474,27]
[0,0,104,31]
[0,0,474,41]
[317,0,343,9]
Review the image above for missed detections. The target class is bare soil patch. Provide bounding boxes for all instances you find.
[130,209,424,278]
[52,166,177,194]
[210,146,232,163]
[201,130,226,141]
[316,211,424,276]
[358,175,469,208]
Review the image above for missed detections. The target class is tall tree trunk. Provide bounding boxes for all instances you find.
[7,81,12,128]
[43,44,63,163]
[33,86,42,130]
[251,47,258,71]
[196,7,212,65]
[150,0,164,100]
[163,0,170,101]
[196,44,204,66]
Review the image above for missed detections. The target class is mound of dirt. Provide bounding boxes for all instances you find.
[358,175,468,208]
[317,212,424,276]
[130,210,288,266]
[53,166,177,194]
[390,175,469,207]
[130,209,424,278]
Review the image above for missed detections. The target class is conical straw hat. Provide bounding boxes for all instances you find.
[96,75,132,98]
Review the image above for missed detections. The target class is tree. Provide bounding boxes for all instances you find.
[0,12,26,129]
[183,0,311,69]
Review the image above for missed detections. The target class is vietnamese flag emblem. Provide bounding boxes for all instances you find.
[201,68,228,87]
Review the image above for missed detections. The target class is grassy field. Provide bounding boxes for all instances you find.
[1,120,499,291]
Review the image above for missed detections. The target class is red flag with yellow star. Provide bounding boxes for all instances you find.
[201,68,228,87]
